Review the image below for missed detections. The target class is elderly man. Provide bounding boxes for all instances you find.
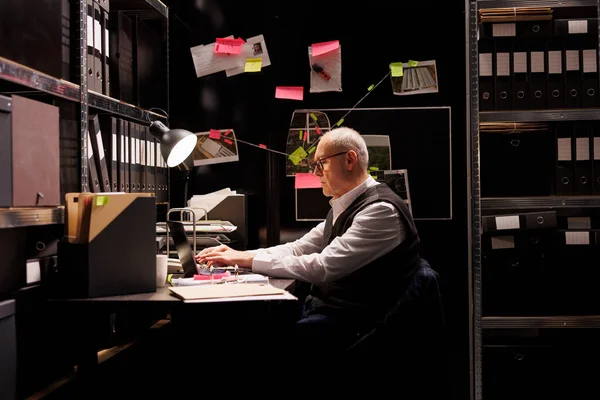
[196,127,421,351]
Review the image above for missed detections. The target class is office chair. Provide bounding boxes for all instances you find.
[340,259,449,397]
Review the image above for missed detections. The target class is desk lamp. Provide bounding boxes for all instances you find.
[149,120,198,168]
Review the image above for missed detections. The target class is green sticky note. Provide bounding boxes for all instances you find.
[96,195,108,206]
[167,274,173,284]
[390,62,403,77]
[310,113,318,121]
[408,60,418,67]
[367,84,375,91]
[335,118,344,127]
[288,146,308,165]
[369,166,379,171]
[308,146,316,154]
[299,130,303,140]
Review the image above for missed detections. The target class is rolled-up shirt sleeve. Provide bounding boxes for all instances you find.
[252,202,404,284]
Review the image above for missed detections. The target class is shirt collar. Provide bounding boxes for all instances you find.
[330,175,379,224]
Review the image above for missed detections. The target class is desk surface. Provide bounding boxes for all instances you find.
[50,278,296,304]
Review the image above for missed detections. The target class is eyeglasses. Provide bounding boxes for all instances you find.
[311,151,348,172]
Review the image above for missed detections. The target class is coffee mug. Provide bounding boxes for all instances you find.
[156,254,168,288]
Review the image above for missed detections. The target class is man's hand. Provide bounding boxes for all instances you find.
[195,244,231,261]
[196,247,255,268]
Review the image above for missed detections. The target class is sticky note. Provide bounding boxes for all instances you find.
[367,84,375,91]
[390,62,403,77]
[275,86,304,101]
[224,129,232,136]
[299,130,303,140]
[311,40,339,57]
[295,172,322,189]
[224,139,233,145]
[335,118,344,127]
[315,125,322,135]
[408,60,419,67]
[214,37,245,54]
[308,147,316,154]
[96,195,108,206]
[369,166,379,171]
[310,113,318,121]
[244,58,262,72]
[303,130,308,142]
[259,144,267,149]
[209,129,221,140]
[289,147,308,165]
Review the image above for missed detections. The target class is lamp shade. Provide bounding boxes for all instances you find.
[149,121,198,167]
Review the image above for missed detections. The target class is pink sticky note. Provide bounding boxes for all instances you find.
[315,125,322,135]
[303,131,308,142]
[259,144,267,149]
[295,173,322,189]
[224,129,232,136]
[275,86,304,101]
[311,40,339,57]
[224,139,233,145]
[209,129,221,140]
[214,37,245,54]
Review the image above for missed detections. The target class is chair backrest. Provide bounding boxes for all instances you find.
[342,259,448,394]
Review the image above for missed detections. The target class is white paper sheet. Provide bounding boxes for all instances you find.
[226,34,271,77]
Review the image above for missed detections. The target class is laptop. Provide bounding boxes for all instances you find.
[167,220,201,278]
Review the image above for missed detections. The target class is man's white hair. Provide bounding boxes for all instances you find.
[325,127,369,171]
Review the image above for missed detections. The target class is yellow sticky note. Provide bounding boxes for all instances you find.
[310,113,318,121]
[335,118,344,127]
[308,146,316,154]
[299,130,303,140]
[167,274,173,284]
[390,62,403,77]
[288,146,308,165]
[369,166,379,171]
[95,195,108,206]
[244,58,262,72]
[367,84,375,91]
[408,60,418,67]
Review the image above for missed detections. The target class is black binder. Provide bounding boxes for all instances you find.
[547,37,565,109]
[494,39,512,110]
[93,1,103,93]
[574,123,592,195]
[512,42,529,110]
[529,40,547,109]
[89,115,111,192]
[99,116,118,191]
[86,131,101,193]
[86,0,96,92]
[556,123,574,195]
[479,39,495,111]
[592,124,600,194]
[101,10,110,97]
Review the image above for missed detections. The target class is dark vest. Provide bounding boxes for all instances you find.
[305,183,421,327]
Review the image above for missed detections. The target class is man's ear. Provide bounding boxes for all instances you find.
[346,150,358,171]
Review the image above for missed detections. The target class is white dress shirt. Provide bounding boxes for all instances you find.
[251,176,406,284]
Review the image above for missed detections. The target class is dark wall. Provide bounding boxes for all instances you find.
[167,0,468,397]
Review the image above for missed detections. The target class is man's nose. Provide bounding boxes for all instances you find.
[313,167,322,177]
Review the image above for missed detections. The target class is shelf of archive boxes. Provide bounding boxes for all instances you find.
[481,196,600,210]
[480,108,600,122]
[478,0,596,9]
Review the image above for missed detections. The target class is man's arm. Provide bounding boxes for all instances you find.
[248,221,327,257]
[252,202,404,284]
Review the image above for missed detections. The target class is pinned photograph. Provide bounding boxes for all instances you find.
[285,110,332,176]
[363,135,392,171]
[389,60,439,96]
[192,129,239,166]
[308,40,342,93]
[374,169,413,215]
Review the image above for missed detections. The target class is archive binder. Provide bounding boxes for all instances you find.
[546,37,565,109]
[482,211,557,233]
[89,115,111,192]
[93,1,103,93]
[573,123,592,195]
[556,123,574,195]
[479,39,495,111]
[529,42,547,109]
[54,194,156,298]
[512,42,529,110]
[494,39,512,110]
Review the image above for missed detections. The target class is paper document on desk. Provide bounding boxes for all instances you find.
[171,274,269,286]
[168,283,291,301]
[187,188,242,220]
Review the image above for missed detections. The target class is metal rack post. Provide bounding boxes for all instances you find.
[78,0,89,192]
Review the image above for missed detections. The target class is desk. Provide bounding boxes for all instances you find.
[45,278,299,388]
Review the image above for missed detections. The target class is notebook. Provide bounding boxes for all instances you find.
[168,283,286,300]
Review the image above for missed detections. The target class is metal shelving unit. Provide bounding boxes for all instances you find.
[0,0,169,228]
[480,108,600,122]
[482,315,600,329]
[469,1,600,399]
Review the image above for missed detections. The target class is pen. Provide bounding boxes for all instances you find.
[312,63,331,81]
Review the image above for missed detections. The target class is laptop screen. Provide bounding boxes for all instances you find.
[167,221,199,278]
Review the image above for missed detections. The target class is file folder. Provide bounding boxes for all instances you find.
[582,48,598,107]
[556,123,574,195]
[93,1,103,93]
[529,43,547,109]
[547,38,565,109]
[99,116,118,191]
[564,49,581,108]
[101,10,110,96]
[494,39,512,110]
[89,115,111,192]
[86,0,96,92]
[574,123,592,195]
[512,44,529,110]
[592,125,600,194]
[479,39,495,111]
[118,118,126,192]
[86,132,101,193]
